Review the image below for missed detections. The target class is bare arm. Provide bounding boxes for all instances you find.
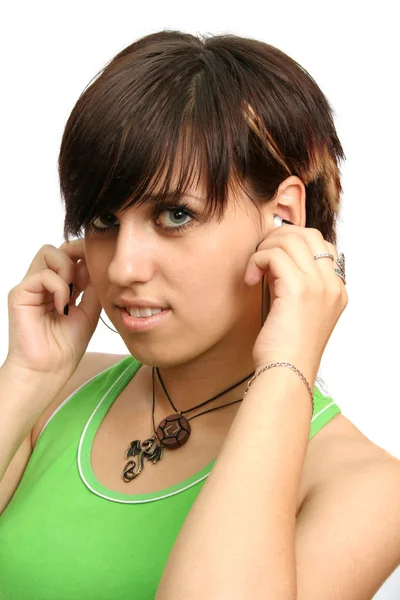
[0,352,130,516]
[155,364,400,599]
[0,361,68,482]
[155,366,311,600]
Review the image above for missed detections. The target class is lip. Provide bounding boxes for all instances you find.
[118,306,171,332]
[115,298,170,310]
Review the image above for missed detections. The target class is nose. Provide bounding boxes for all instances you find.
[107,223,157,287]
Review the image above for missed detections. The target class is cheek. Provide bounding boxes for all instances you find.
[83,241,110,286]
[181,262,242,310]
[85,237,112,261]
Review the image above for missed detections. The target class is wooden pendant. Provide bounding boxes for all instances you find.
[156,412,191,449]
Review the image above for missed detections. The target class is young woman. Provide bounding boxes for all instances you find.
[1,30,399,600]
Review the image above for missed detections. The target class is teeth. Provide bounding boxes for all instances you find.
[127,307,163,318]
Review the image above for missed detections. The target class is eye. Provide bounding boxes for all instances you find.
[87,203,197,236]
[155,205,195,232]
[89,214,118,231]
[86,213,118,235]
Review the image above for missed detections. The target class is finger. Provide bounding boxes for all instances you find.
[261,234,324,276]
[273,227,336,281]
[23,244,76,284]
[325,242,339,261]
[61,255,102,328]
[245,246,303,287]
[246,234,326,286]
[325,242,347,290]
[57,238,85,261]
[61,239,91,300]
[16,269,73,315]
[311,240,343,283]
[299,229,337,280]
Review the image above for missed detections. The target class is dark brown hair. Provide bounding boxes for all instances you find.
[58,30,345,246]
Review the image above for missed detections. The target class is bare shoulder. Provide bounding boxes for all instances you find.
[31,352,130,447]
[296,415,400,598]
[303,412,400,496]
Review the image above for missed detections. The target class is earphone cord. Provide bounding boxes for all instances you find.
[100,315,118,333]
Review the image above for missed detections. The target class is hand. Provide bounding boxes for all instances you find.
[244,224,348,384]
[6,239,102,382]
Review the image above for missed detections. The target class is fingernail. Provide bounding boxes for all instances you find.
[63,304,69,316]
[69,282,74,298]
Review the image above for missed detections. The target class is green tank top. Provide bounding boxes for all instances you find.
[0,355,341,600]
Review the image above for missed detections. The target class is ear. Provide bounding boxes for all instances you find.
[261,175,307,229]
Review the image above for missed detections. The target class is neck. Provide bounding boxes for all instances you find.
[136,277,269,421]
[146,328,258,421]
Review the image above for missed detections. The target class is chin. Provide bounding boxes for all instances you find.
[124,340,212,370]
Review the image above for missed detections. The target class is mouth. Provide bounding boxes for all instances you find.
[123,306,169,318]
[117,306,172,332]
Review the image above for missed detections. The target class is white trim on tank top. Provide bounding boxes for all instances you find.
[35,358,337,504]
[35,360,130,443]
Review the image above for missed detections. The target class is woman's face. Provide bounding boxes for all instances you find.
[84,178,270,368]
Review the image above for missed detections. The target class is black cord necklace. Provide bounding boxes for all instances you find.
[122,365,255,481]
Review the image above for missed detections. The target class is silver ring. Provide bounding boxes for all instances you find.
[313,252,346,285]
[313,253,335,261]
[334,269,346,284]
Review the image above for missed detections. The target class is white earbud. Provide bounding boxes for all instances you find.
[256,215,285,251]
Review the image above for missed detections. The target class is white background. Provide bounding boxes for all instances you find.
[1,1,399,597]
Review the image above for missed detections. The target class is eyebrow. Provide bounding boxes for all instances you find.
[145,192,203,203]
[119,192,204,215]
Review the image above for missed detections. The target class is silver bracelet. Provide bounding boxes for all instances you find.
[242,362,314,415]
